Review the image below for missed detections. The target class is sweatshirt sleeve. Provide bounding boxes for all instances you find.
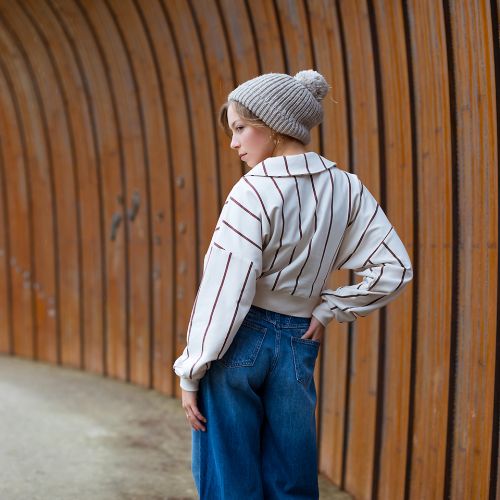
[311,175,413,327]
[173,180,266,391]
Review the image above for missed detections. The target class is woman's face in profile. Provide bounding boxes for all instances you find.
[227,102,275,168]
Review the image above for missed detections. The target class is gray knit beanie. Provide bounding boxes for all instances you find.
[227,70,329,145]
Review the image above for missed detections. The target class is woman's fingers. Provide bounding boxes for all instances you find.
[194,408,207,423]
[301,329,323,343]
[187,410,206,431]
[301,329,315,340]
[182,389,207,432]
[301,317,325,343]
[187,406,207,431]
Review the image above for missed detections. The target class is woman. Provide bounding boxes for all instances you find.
[173,70,413,499]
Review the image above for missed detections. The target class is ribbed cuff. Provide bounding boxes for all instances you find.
[179,377,199,391]
[311,302,333,327]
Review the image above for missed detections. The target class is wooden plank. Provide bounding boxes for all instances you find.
[275,0,313,72]
[275,0,319,152]
[74,0,128,380]
[101,0,157,387]
[109,0,187,391]
[133,0,179,395]
[308,0,350,487]
[0,136,11,353]
[12,1,80,366]
[216,0,258,180]
[165,0,220,273]
[89,0,153,388]
[163,0,220,398]
[55,0,126,377]
[218,0,260,86]
[406,1,453,498]
[218,0,280,178]
[6,0,81,367]
[189,0,239,201]
[14,0,83,369]
[337,1,380,498]
[496,0,500,479]
[371,1,414,498]
[43,0,105,375]
[0,60,34,360]
[152,3,197,395]
[448,1,498,497]
[496,6,500,495]
[247,0,286,74]
[0,9,58,362]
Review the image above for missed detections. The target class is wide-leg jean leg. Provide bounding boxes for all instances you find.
[191,311,271,500]
[260,324,320,499]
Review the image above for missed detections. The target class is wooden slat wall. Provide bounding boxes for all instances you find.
[309,0,350,486]
[338,2,381,498]
[449,2,497,498]
[372,2,412,498]
[406,2,453,498]
[0,1,498,498]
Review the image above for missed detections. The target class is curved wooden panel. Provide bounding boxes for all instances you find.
[308,0,350,486]
[0,67,34,357]
[405,2,453,498]
[134,0,176,395]
[75,0,129,381]
[218,0,260,85]
[371,1,413,498]
[448,1,497,498]
[246,0,285,74]
[0,1,497,498]
[0,137,12,354]
[96,0,154,387]
[163,0,220,399]
[337,1,381,498]
[166,0,220,260]
[16,0,84,370]
[189,0,238,200]
[275,0,319,152]
[17,0,83,366]
[0,7,58,362]
[42,0,105,375]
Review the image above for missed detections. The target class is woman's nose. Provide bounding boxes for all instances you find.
[230,135,239,149]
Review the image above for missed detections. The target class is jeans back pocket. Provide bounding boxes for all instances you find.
[220,319,267,368]
[291,337,320,385]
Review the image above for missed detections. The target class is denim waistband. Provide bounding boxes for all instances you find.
[247,304,312,328]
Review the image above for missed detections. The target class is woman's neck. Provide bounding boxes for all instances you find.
[272,138,308,157]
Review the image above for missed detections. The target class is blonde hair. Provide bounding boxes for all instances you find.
[218,100,288,143]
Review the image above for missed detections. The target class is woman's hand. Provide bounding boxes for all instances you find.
[301,315,325,344]
[182,389,207,432]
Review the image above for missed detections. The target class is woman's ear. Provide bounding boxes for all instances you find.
[218,102,231,137]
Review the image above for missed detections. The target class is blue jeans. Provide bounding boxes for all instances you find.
[192,304,320,499]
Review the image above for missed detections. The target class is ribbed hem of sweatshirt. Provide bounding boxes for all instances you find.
[179,377,199,391]
[252,285,321,318]
[312,299,358,326]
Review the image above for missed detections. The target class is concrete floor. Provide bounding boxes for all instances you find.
[0,354,350,500]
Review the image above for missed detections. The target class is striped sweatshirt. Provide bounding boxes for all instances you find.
[173,151,413,390]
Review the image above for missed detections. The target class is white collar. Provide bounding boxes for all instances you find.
[245,151,336,177]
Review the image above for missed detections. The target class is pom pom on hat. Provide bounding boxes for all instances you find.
[294,70,329,101]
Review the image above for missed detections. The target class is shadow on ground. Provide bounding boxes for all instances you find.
[0,354,350,500]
